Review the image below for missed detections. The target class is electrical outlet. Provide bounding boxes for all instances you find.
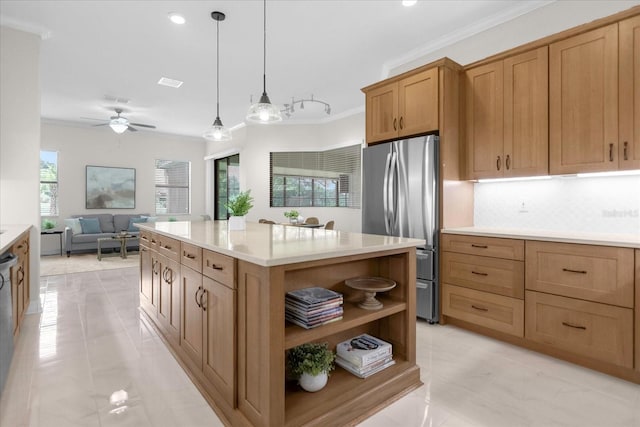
[518,202,529,214]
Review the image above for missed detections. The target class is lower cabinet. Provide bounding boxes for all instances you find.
[179,265,235,407]
[525,290,633,368]
[157,254,180,346]
[442,232,639,382]
[11,231,30,339]
[139,243,155,315]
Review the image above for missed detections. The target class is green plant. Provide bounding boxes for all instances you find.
[42,219,56,230]
[225,190,254,217]
[283,210,299,219]
[168,217,177,222]
[287,342,335,378]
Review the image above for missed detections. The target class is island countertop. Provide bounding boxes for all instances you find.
[0,224,31,254]
[137,221,425,267]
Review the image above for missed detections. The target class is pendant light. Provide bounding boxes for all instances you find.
[203,11,231,141]
[246,0,282,123]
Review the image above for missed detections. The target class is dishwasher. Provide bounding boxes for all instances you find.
[0,252,17,397]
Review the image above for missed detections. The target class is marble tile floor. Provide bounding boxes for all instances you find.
[0,267,638,427]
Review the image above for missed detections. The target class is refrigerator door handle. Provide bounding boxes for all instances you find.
[423,136,436,247]
[388,150,398,233]
[382,151,393,234]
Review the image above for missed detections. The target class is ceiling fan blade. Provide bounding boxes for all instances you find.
[92,123,109,127]
[81,116,107,122]
[127,125,138,132]
[129,123,156,129]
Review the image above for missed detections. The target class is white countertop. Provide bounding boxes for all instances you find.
[442,227,640,249]
[138,221,425,267]
[0,224,32,254]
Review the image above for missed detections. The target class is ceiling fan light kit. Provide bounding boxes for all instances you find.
[246,0,282,124]
[203,11,232,142]
[109,117,129,134]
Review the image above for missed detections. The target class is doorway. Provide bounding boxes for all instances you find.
[214,154,240,220]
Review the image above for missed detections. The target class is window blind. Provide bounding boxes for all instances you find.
[40,150,59,216]
[155,159,191,214]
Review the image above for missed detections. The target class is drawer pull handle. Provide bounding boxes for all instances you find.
[185,253,196,259]
[609,143,614,162]
[562,321,586,330]
[623,141,628,160]
[471,305,488,312]
[471,271,488,276]
[471,244,488,249]
[163,245,172,250]
[195,286,202,308]
[211,264,224,271]
[562,268,587,274]
[393,118,397,131]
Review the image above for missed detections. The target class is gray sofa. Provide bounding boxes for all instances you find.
[64,213,149,257]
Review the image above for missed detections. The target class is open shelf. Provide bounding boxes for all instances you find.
[284,298,407,349]
[284,359,419,426]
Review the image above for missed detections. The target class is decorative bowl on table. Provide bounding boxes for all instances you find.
[344,277,396,310]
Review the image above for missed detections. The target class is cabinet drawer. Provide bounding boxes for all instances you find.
[525,241,634,307]
[203,250,236,289]
[139,230,154,249]
[157,235,180,262]
[181,242,202,273]
[442,284,524,337]
[442,252,524,298]
[441,234,524,260]
[525,291,633,368]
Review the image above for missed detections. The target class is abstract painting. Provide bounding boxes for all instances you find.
[86,166,135,209]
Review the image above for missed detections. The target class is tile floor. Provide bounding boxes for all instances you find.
[1,267,639,427]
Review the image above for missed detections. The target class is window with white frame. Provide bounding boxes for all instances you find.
[40,150,59,216]
[155,160,191,214]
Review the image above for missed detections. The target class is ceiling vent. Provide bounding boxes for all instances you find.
[104,95,129,104]
[158,77,183,88]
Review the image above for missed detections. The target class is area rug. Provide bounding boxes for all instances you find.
[40,253,139,276]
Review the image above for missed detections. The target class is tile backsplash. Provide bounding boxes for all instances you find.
[474,175,640,234]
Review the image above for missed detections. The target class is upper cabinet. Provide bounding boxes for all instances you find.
[465,47,548,179]
[549,24,619,174]
[364,67,438,144]
[619,15,640,170]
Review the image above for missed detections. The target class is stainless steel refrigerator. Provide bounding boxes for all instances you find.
[362,135,439,323]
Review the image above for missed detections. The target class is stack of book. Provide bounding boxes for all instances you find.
[285,287,343,329]
[335,334,395,378]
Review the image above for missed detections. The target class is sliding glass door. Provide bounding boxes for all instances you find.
[214,154,240,220]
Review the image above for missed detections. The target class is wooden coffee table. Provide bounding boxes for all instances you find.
[97,234,135,261]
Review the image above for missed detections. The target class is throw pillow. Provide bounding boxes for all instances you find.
[79,217,102,234]
[64,218,83,235]
[128,217,147,232]
[141,216,158,223]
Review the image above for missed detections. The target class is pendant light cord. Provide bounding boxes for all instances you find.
[216,17,220,117]
[262,0,267,96]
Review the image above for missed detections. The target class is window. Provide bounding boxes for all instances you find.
[270,144,361,208]
[155,160,190,214]
[40,150,58,216]
[214,154,240,220]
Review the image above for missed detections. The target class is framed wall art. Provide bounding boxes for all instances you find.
[86,165,136,209]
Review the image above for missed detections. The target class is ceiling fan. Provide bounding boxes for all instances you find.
[91,108,156,134]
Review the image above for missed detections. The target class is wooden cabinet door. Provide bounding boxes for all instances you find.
[619,15,640,170]
[366,82,399,144]
[180,265,204,369]
[550,24,619,174]
[504,46,549,177]
[398,67,438,137]
[202,277,236,406]
[635,249,639,372]
[157,254,181,345]
[139,245,154,314]
[465,61,504,179]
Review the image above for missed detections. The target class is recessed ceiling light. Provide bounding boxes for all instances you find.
[402,0,417,6]
[168,13,186,25]
[158,77,183,88]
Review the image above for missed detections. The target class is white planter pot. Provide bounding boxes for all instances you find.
[228,215,246,231]
[298,371,328,392]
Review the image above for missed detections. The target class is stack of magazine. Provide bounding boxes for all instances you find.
[285,287,343,329]
[335,334,395,378]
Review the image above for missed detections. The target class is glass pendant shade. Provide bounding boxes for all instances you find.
[109,117,128,134]
[203,116,231,141]
[246,93,282,123]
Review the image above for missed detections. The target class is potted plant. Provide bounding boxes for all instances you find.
[287,342,335,392]
[225,190,254,230]
[42,219,56,230]
[284,209,300,224]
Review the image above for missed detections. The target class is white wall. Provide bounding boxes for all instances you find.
[40,122,207,254]
[389,0,640,76]
[205,113,365,232]
[0,26,42,312]
[474,175,640,234]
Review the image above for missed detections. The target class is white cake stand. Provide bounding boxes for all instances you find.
[345,277,397,310]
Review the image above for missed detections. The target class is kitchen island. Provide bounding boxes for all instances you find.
[136,221,424,426]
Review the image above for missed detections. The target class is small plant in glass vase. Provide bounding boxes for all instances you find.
[284,209,300,224]
[42,219,56,230]
[225,190,254,230]
[287,342,335,392]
